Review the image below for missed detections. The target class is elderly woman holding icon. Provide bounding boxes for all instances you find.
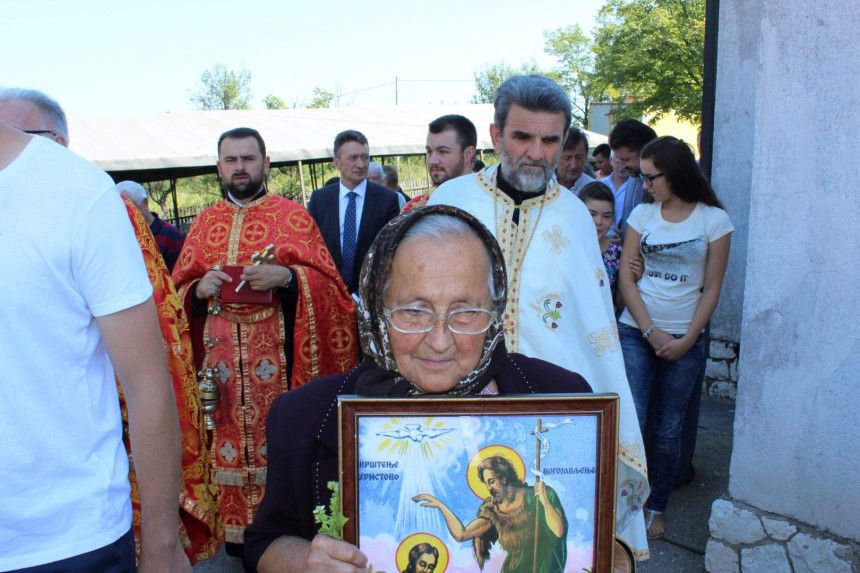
[243,205,591,572]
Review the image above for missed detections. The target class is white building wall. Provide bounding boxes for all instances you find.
[709,0,762,342]
[726,0,860,541]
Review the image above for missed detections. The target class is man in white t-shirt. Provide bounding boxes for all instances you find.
[0,121,189,571]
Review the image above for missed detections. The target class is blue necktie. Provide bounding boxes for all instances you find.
[342,191,357,289]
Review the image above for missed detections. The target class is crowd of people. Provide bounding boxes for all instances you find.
[0,74,731,572]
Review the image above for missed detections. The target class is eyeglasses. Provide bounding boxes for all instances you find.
[642,172,664,186]
[384,306,496,335]
[24,129,58,137]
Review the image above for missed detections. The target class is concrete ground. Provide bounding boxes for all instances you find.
[637,397,735,573]
[193,396,735,573]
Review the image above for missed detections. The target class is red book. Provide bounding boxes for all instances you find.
[219,265,273,304]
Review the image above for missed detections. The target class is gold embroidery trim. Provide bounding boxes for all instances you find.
[217,304,276,324]
[215,471,246,486]
[295,267,320,380]
[227,206,245,265]
[474,166,564,354]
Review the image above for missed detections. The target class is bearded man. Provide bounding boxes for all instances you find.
[414,456,567,573]
[426,75,650,559]
[172,127,357,550]
[404,114,478,212]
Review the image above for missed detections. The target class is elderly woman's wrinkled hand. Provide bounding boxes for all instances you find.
[306,534,369,573]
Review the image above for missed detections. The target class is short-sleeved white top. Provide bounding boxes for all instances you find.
[618,201,734,334]
[0,137,152,569]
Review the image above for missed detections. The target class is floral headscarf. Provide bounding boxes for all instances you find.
[354,205,508,396]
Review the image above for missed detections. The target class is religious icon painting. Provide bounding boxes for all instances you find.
[339,394,619,573]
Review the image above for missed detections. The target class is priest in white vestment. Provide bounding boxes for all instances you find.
[427,74,651,559]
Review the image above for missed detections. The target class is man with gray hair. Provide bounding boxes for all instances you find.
[427,74,650,560]
[367,161,383,184]
[0,104,189,570]
[0,87,69,146]
[382,164,410,204]
[117,181,186,272]
[370,161,405,208]
[0,88,222,564]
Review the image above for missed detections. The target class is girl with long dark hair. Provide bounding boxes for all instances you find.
[617,136,733,539]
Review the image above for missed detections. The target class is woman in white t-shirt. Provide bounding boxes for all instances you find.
[617,136,733,540]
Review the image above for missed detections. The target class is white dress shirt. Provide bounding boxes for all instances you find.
[338,179,367,251]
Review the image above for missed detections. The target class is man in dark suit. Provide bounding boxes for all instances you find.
[307,130,401,293]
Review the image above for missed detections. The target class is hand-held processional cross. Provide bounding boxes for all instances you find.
[531,418,548,483]
[531,418,548,573]
[235,244,275,293]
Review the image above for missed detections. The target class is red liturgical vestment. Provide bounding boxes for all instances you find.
[172,194,358,543]
[119,199,223,563]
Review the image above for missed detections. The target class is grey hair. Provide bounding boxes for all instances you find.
[493,75,571,136]
[115,180,148,204]
[384,214,505,311]
[0,87,69,141]
[368,162,384,179]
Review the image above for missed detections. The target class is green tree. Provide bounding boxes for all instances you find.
[543,24,614,129]
[263,94,287,109]
[470,60,548,104]
[176,173,223,205]
[143,180,172,211]
[189,63,253,110]
[307,87,335,109]
[592,0,705,122]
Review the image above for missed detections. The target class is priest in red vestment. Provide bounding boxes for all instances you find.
[171,128,358,548]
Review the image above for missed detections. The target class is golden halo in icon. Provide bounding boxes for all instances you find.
[466,445,526,500]
[395,532,448,573]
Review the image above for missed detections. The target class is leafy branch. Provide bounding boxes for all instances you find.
[313,481,348,539]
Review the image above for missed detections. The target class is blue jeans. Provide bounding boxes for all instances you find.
[619,323,706,512]
[9,528,135,573]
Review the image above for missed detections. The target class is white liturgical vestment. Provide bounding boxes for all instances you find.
[428,163,650,559]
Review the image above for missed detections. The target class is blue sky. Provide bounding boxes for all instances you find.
[2,0,604,117]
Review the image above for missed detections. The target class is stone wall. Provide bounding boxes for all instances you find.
[705,499,859,572]
[704,337,739,400]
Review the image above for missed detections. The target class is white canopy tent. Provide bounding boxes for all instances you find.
[66,105,608,221]
[67,104,608,180]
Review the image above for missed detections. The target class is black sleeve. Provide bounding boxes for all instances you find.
[278,271,298,388]
[190,282,209,317]
[243,395,304,571]
[243,381,342,572]
[306,190,319,223]
[503,353,593,394]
